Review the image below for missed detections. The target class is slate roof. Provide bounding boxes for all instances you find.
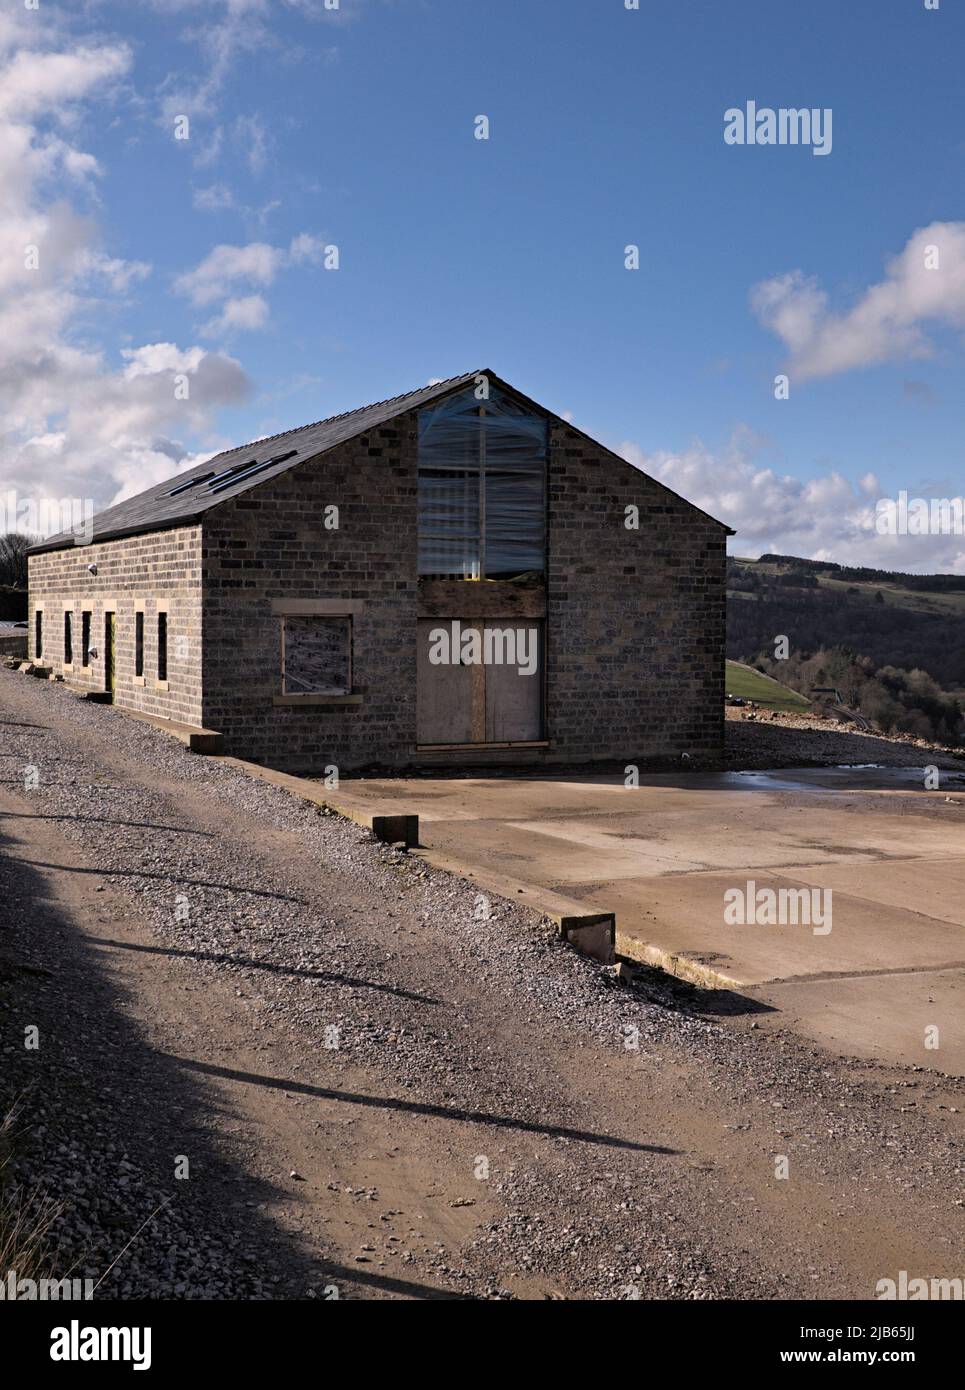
[29,370,481,554]
[30,368,733,552]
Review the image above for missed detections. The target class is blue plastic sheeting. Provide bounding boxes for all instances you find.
[417,386,547,579]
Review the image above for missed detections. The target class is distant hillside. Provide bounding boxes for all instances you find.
[727,555,964,745]
[728,555,965,693]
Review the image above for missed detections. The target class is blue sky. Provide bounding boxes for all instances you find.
[3,0,964,569]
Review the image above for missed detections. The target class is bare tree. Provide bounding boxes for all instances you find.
[0,532,38,588]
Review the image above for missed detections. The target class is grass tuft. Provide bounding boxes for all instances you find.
[0,1100,62,1283]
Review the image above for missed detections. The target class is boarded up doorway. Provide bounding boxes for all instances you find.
[417,619,542,746]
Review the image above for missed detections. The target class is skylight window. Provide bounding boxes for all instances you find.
[167,471,216,497]
[165,449,299,500]
[204,458,259,489]
[207,450,297,494]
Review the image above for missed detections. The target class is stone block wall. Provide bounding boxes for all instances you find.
[26,526,203,726]
[545,421,727,762]
[26,402,728,771]
[200,419,418,770]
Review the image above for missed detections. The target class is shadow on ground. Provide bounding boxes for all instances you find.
[0,823,431,1300]
[625,965,776,1019]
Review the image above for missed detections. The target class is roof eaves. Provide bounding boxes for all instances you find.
[27,513,207,555]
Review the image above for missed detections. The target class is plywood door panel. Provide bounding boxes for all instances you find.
[417,619,543,745]
[484,624,542,742]
[417,619,475,744]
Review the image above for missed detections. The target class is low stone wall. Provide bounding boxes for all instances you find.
[0,633,27,658]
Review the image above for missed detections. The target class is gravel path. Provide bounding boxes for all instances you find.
[1,669,963,1300]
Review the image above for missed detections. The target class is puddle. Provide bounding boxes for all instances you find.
[720,767,961,794]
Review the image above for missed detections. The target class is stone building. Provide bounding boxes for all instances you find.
[27,370,732,771]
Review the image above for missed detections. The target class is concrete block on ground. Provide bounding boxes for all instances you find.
[553,911,616,966]
[370,813,419,849]
[187,729,224,755]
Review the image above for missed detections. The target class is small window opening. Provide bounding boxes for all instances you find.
[281,616,351,695]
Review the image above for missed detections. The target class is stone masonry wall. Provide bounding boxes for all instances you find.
[200,407,727,771]
[200,419,418,770]
[545,421,727,762]
[26,403,728,770]
[26,526,203,727]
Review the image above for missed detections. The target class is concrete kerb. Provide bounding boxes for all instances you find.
[614,933,744,991]
[216,757,420,850]
[216,759,615,964]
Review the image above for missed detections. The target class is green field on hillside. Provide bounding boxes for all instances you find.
[725,660,811,712]
[730,556,965,619]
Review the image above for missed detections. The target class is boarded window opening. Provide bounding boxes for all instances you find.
[281,616,352,695]
[135,612,144,677]
[35,610,42,660]
[157,613,167,681]
[64,611,72,665]
[81,611,91,667]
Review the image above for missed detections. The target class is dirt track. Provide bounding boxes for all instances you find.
[1,668,963,1299]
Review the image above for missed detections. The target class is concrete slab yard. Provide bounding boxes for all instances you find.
[328,769,965,1074]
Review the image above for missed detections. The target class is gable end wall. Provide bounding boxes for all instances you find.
[546,422,727,760]
[199,408,726,770]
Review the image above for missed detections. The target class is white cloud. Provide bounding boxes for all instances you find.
[154,0,342,138]
[193,181,235,212]
[752,222,965,381]
[175,233,329,336]
[288,231,328,264]
[234,112,270,175]
[121,343,207,379]
[0,16,252,529]
[156,1,266,129]
[174,241,283,305]
[0,44,130,121]
[202,293,270,336]
[618,433,965,575]
[77,250,152,293]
